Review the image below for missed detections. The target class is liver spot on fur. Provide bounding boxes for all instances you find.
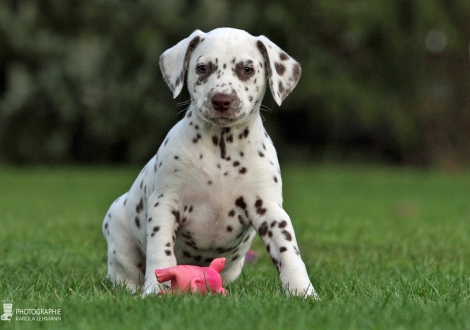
[235,196,247,209]
[258,221,269,236]
[275,62,286,75]
[280,52,290,61]
[282,230,292,241]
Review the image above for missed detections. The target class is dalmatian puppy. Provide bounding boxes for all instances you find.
[103,28,318,298]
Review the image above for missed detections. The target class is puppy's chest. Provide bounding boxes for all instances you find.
[170,176,255,265]
[162,119,272,189]
[177,157,253,237]
[169,136,260,253]
[146,115,279,261]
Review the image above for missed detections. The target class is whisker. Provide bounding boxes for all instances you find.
[177,106,191,115]
[260,105,272,112]
[177,99,192,107]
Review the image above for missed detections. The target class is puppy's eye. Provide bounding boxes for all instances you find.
[242,67,253,75]
[197,65,209,74]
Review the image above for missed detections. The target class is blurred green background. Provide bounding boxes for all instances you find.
[0,0,469,167]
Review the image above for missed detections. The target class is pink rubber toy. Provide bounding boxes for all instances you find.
[154,257,227,295]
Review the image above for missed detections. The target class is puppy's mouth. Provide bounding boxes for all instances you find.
[210,110,234,119]
[199,110,243,127]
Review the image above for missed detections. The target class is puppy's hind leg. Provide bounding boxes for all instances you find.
[103,194,145,292]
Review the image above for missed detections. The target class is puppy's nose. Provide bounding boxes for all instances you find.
[211,94,232,112]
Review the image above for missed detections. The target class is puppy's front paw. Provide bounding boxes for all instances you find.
[305,286,320,300]
[282,277,320,300]
[141,281,171,298]
[141,282,160,298]
[287,285,320,300]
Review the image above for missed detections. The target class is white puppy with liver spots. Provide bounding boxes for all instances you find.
[103,28,318,298]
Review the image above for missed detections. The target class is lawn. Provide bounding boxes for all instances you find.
[0,165,469,329]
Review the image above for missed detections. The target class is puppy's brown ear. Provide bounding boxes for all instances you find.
[160,30,205,98]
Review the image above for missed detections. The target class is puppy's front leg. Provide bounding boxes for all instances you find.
[252,201,319,299]
[143,192,179,296]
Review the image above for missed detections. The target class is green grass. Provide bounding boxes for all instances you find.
[0,165,469,329]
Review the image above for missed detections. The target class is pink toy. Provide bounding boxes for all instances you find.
[154,258,227,295]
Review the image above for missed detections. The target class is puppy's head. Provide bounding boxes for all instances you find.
[160,28,301,127]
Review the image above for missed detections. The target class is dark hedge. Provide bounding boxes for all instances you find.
[0,0,468,166]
